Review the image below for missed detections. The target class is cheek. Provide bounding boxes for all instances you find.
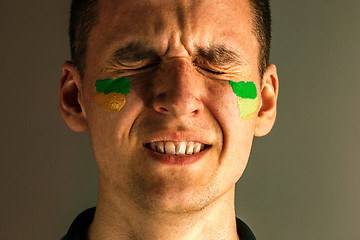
[205,80,239,122]
[208,81,255,181]
[236,97,259,121]
[93,92,126,112]
[92,76,133,112]
[228,80,259,121]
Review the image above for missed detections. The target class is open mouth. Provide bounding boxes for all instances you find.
[143,141,211,156]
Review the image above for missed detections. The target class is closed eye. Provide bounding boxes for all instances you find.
[198,66,226,75]
[128,62,159,71]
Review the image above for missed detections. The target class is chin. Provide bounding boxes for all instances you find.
[129,173,220,214]
[143,191,215,214]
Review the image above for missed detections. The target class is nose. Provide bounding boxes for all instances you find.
[152,59,204,117]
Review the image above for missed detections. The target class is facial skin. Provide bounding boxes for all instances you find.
[59,0,278,239]
[93,76,132,112]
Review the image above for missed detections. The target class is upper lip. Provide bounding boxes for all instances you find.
[142,130,212,145]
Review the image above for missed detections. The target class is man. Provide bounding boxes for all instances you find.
[59,0,278,239]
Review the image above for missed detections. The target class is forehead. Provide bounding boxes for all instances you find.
[89,0,257,67]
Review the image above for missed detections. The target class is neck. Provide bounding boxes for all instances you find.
[88,186,239,240]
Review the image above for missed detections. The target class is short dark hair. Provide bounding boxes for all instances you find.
[249,0,272,78]
[69,0,98,78]
[69,0,271,79]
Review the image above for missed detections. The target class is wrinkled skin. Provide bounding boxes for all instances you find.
[59,0,278,239]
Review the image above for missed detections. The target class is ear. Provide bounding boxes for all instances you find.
[59,61,88,132]
[254,64,279,137]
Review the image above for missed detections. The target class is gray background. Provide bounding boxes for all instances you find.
[1,1,359,239]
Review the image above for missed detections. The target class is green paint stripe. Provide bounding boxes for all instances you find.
[229,80,257,99]
[95,76,133,95]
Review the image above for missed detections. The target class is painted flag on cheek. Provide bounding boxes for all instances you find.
[229,80,259,121]
[93,76,133,112]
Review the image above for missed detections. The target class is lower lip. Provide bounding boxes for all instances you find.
[142,145,211,165]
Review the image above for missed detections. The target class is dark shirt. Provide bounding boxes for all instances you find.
[62,207,256,240]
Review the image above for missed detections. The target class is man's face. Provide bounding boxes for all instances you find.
[76,0,271,213]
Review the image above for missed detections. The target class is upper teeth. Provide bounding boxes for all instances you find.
[148,141,206,155]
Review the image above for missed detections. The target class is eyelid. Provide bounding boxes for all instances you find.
[198,66,226,75]
[193,63,246,82]
[113,55,160,66]
[193,60,228,75]
[126,62,159,70]
[118,60,153,68]
[193,58,232,72]
[109,58,160,73]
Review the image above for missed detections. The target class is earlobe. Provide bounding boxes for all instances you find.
[254,64,279,137]
[59,61,89,132]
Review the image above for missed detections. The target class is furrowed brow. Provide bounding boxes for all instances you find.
[110,42,159,63]
[196,45,249,66]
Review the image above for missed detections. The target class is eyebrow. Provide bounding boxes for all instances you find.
[110,42,159,63]
[109,42,248,66]
[196,45,249,66]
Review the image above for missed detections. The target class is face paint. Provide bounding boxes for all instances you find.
[93,76,133,112]
[229,80,259,121]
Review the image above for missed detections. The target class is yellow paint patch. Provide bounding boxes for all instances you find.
[237,97,259,121]
[93,92,126,112]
